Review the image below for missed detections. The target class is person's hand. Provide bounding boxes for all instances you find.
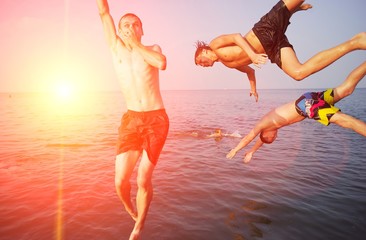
[250,91,259,102]
[122,27,138,50]
[243,152,253,164]
[226,149,237,159]
[251,53,268,68]
[127,26,139,46]
[121,31,133,51]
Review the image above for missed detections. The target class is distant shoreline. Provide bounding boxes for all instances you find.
[2,87,366,94]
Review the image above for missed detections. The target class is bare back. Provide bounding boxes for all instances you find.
[111,40,164,111]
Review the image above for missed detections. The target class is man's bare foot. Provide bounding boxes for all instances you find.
[129,226,142,240]
[299,3,312,11]
[129,230,140,240]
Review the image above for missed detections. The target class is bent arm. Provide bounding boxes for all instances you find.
[236,65,258,102]
[210,33,267,67]
[133,43,167,70]
[96,0,119,50]
[123,25,167,70]
[210,34,254,56]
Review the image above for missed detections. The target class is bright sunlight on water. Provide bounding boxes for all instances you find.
[1,89,365,240]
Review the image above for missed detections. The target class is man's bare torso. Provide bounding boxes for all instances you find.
[111,40,164,112]
[215,30,265,69]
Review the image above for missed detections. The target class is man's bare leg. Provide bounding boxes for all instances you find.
[330,112,366,137]
[333,61,366,103]
[129,151,155,240]
[330,61,366,137]
[281,32,366,80]
[283,0,307,13]
[115,151,140,221]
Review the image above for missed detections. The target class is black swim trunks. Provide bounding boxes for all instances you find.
[116,109,169,165]
[252,0,293,68]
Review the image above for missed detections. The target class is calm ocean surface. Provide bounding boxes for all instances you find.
[1,89,365,240]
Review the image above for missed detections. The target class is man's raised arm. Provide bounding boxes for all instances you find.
[96,0,118,50]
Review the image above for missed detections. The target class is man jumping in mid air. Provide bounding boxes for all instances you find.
[226,61,366,163]
[194,0,366,101]
[97,0,169,239]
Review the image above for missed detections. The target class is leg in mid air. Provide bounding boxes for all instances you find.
[129,150,156,240]
[281,33,366,81]
[333,61,366,103]
[280,1,366,80]
[115,150,141,221]
[330,61,366,137]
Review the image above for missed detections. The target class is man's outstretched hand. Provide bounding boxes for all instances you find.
[226,149,237,159]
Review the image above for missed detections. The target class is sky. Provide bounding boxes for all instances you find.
[0,0,365,93]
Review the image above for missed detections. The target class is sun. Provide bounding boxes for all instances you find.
[54,81,75,101]
[58,82,73,98]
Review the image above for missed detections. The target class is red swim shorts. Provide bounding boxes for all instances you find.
[116,109,169,165]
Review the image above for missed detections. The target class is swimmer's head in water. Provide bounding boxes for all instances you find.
[214,129,222,135]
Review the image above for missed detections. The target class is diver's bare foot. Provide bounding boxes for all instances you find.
[351,32,366,50]
[299,3,312,11]
[129,231,140,240]
[129,227,142,240]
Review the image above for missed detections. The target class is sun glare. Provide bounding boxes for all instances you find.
[55,81,75,101]
[45,68,94,114]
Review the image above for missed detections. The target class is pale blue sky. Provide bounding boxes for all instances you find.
[0,0,365,92]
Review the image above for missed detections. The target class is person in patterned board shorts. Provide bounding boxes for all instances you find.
[226,61,366,164]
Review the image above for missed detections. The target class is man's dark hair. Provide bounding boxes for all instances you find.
[194,41,210,64]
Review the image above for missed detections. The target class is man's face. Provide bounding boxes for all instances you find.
[119,16,143,41]
[195,50,214,67]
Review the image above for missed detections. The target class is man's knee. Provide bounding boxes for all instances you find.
[282,64,309,81]
[286,68,307,81]
[334,85,354,100]
[292,73,306,81]
[281,49,307,80]
[115,175,131,192]
[136,175,152,190]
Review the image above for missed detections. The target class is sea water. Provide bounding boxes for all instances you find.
[1,89,365,240]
